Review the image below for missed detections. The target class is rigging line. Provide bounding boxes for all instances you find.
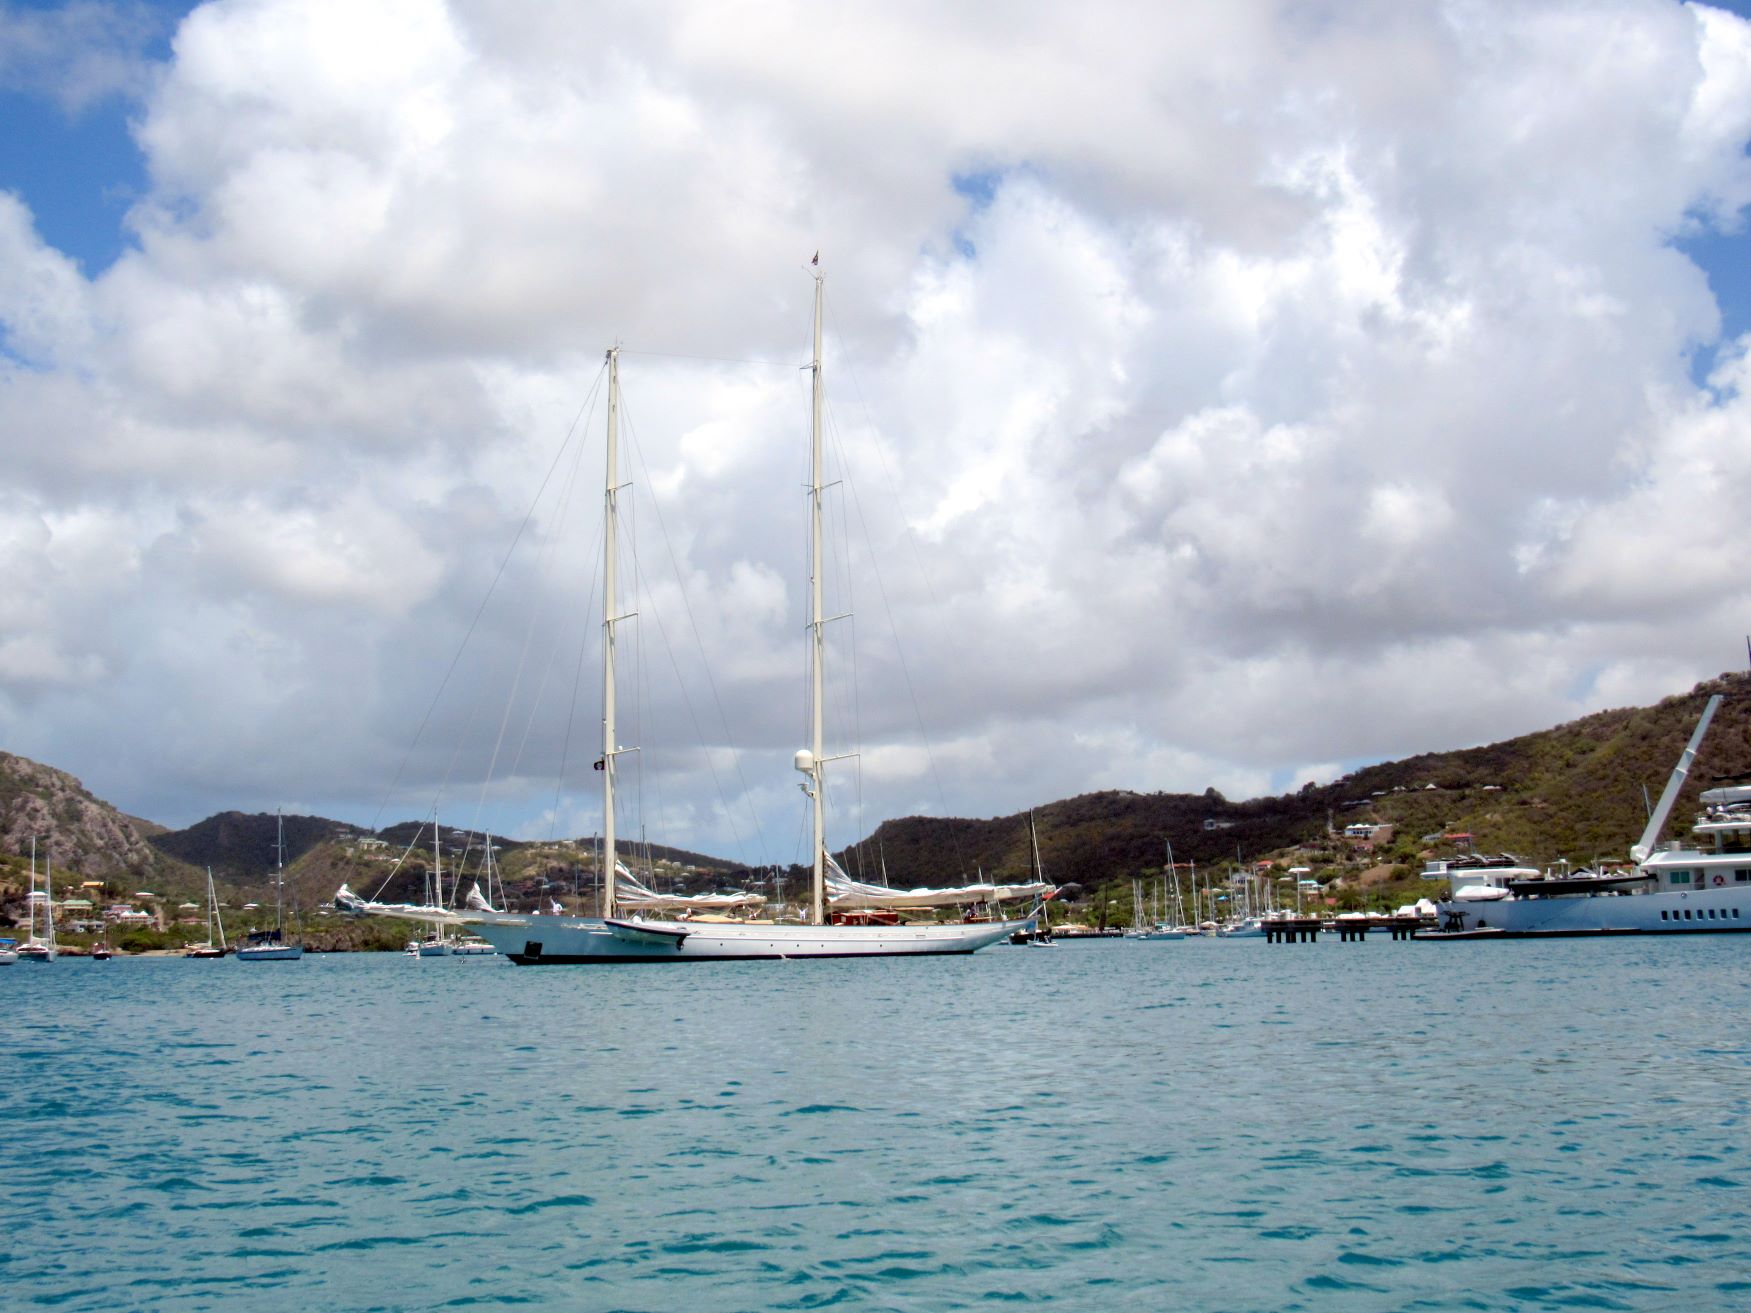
[819,356,974,882]
[823,410,867,879]
[620,418,720,871]
[447,830,480,908]
[546,517,605,845]
[619,347,808,369]
[368,815,431,903]
[820,296,970,875]
[494,396,597,820]
[470,388,596,846]
[617,402,673,884]
[822,295,948,606]
[367,364,608,834]
[615,386,770,865]
[432,387,597,845]
[628,476,652,880]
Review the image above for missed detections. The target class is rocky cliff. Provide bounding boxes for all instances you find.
[0,752,182,882]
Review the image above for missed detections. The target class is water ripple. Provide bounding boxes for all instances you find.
[5,944,1751,1310]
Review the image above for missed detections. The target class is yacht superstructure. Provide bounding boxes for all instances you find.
[1432,693,1751,936]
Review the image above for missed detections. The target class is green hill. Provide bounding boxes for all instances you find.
[6,670,1747,931]
[838,673,1751,910]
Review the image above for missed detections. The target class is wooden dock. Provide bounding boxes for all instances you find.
[1264,916,1432,943]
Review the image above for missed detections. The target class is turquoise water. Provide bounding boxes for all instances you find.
[4,939,1750,1311]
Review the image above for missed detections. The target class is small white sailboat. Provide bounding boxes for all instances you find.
[406,823,455,957]
[1008,815,1058,945]
[185,866,228,958]
[1144,851,1207,938]
[18,838,56,963]
[400,820,503,956]
[356,267,1044,962]
[1139,843,1187,940]
[237,809,303,961]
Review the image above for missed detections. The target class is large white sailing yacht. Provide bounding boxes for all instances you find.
[348,268,1043,962]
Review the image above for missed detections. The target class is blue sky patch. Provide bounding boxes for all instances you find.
[0,89,147,273]
[0,0,195,273]
[952,169,1003,210]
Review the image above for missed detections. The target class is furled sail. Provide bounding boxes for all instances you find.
[333,882,461,926]
[614,862,768,911]
[823,854,1051,909]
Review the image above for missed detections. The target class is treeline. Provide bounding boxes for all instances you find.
[839,675,1751,891]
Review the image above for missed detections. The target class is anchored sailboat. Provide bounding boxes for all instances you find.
[185,866,228,958]
[17,837,55,963]
[238,809,303,960]
[351,267,1043,961]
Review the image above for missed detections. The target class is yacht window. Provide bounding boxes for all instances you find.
[1670,871,1692,884]
[1735,909,1742,920]
[1683,909,1692,920]
[1708,908,1717,919]
[1736,870,1751,883]
[1660,910,1669,921]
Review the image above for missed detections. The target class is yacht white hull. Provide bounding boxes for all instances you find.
[456,912,1033,963]
[1436,884,1751,936]
[15,945,52,963]
[236,943,304,961]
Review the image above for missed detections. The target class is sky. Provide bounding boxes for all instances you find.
[5,0,1751,869]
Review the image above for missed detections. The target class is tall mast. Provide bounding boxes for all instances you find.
[602,346,622,919]
[275,807,285,931]
[808,270,827,926]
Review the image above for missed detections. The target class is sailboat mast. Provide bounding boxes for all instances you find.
[602,346,622,920]
[274,808,285,931]
[808,270,827,927]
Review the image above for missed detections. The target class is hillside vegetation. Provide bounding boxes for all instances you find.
[842,674,1751,903]
[3,673,1747,933]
